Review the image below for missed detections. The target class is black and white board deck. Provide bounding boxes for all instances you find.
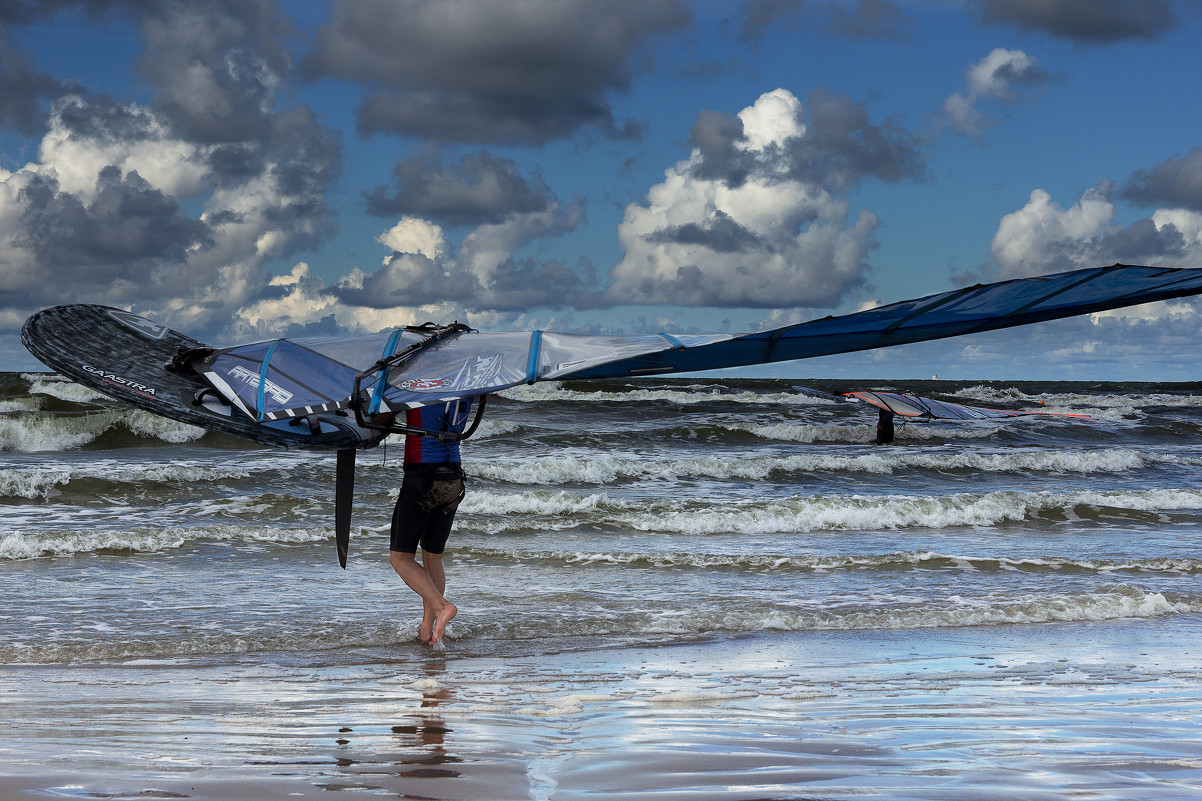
[21,304,382,451]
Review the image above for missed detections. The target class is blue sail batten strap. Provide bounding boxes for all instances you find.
[526,330,543,384]
[657,332,686,349]
[369,329,404,415]
[256,339,281,422]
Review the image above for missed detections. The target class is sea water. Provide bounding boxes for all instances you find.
[2,371,1202,799]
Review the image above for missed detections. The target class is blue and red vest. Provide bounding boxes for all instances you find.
[403,399,472,464]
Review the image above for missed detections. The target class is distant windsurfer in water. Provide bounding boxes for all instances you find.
[382,398,476,646]
[875,407,895,445]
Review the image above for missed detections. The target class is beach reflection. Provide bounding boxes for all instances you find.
[389,657,462,780]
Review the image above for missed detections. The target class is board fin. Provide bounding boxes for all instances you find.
[335,449,355,568]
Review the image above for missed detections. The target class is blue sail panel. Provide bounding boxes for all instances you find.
[556,265,1202,379]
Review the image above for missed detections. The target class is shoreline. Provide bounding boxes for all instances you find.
[4,620,1202,800]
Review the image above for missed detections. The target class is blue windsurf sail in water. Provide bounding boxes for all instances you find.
[843,390,1092,421]
[195,263,1202,424]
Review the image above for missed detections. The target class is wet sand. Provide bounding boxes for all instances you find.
[4,619,1202,800]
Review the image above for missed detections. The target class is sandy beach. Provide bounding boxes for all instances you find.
[4,620,1202,801]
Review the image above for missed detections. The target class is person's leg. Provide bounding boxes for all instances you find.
[419,549,456,642]
[390,549,456,644]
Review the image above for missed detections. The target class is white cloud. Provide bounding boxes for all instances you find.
[991,187,1115,279]
[944,48,1049,136]
[37,96,208,199]
[609,88,878,309]
[736,88,804,150]
[376,216,448,261]
[232,260,464,340]
[1152,208,1202,246]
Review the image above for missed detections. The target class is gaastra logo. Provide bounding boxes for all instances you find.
[82,365,157,397]
[229,365,294,405]
[399,378,446,391]
[106,309,169,340]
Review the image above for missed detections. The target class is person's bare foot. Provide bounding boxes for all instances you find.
[430,603,457,645]
[419,605,436,643]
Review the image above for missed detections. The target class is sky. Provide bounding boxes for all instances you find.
[3,0,1202,381]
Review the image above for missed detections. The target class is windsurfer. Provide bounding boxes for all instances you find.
[875,407,895,445]
[381,398,476,646]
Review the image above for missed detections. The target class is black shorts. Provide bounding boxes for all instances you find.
[390,463,466,555]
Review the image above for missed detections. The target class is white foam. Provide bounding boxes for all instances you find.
[500,382,829,407]
[466,447,1174,486]
[463,546,1202,576]
[122,410,208,443]
[950,384,1193,422]
[0,460,257,499]
[25,374,108,403]
[0,411,119,452]
[629,588,1197,635]
[0,524,328,560]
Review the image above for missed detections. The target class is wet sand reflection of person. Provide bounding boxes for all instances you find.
[392,659,459,779]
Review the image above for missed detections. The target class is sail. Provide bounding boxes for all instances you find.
[194,263,1202,422]
[197,327,736,421]
[843,390,1091,421]
[556,264,1202,378]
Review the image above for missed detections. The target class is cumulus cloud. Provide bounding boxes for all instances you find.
[231,260,468,340]
[335,202,600,313]
[943,48,1053,136]
[608,88,925,308]
[988,185,1202,281]
[304,0,691,144]
[1121,148,1202,213]
[364,147,558,227]
[968,0,1183,44]
[0,3,341,340]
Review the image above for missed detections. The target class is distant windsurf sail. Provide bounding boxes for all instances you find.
[844,390,1091,421]
[192,263,1202,425]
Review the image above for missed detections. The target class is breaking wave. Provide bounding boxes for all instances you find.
[456,486,1202,536]
[466,447,1195,486]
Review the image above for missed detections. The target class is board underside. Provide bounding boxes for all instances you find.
[21,304,381,450]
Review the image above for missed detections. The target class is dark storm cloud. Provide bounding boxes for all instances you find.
[688,109,755,186]
[1035,219,1189,272]
[2,0,298,146]
[1105,217,1188,261]
[364,148,557,227]
[337,202,602,312]
[257,105,341,250]
[968,0,1182,43]
[0,1,344,326]
[1121,149,1202,213]
[462,255,601,311]
[688,90,926,190]
[51,92,160,141]
[0,33,78,134]
[138,0,295,144]
[791,89,926,187]
[9,167,213,301]
[646,211,766,253]
[303,0,691,144]
[338,253,602,312]
[739,0,912,41]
